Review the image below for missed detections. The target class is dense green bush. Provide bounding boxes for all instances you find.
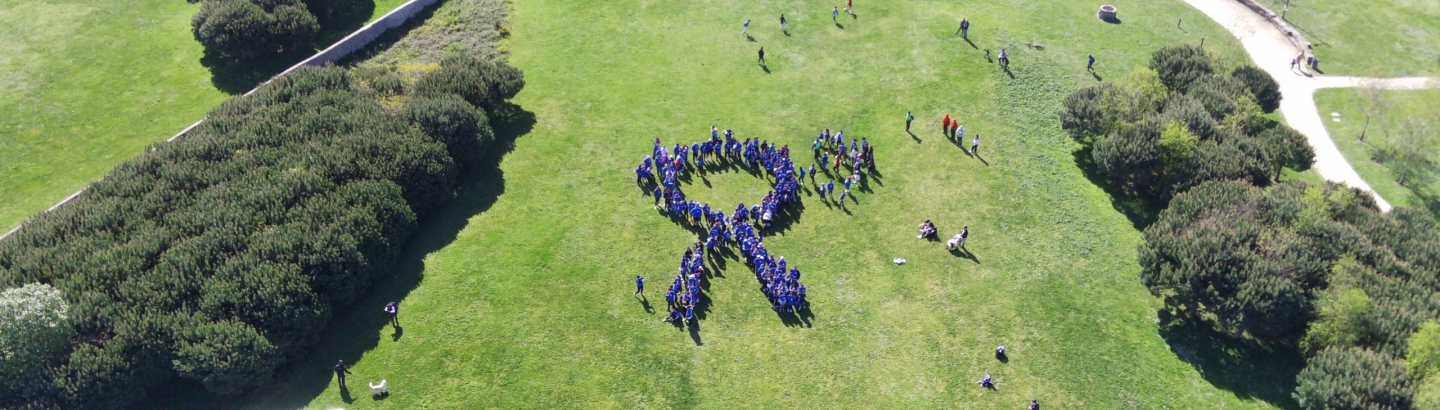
[1063,45,1312,206]
[1294,347,1414,410]
[0,56,523,408]
[192,0,319,60]
[1231,65,1282,113]
[0,284,72,381]
[1149,44,1215,93]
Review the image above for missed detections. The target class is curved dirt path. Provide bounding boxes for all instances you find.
[1181,0,1440,212]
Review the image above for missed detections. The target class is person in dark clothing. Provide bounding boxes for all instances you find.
[758,47,766,64]
[1087,54,1096,71]
[334,360,354,387]
[780,14,787,33]
[384,302,399,327]
[1029,399,1040,410]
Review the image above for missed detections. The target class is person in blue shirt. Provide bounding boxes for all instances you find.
[665,289,677,311]
[634,275,645,298]
[652,187,663,207]
[843,176,853,190]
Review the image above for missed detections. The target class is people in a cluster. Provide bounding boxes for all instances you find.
[918,220,937,239]
[642,129,822,321]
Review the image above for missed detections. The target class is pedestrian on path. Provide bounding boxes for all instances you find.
[780,14,787,33]
[905,111,914,132]
[1087,54,1096,71]
[334,360,354,387]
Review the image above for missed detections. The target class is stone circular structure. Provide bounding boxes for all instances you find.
[1098,5,1118,21]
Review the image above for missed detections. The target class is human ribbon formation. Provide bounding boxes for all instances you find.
[635,129,811,324]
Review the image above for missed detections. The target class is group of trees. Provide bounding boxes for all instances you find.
[1069,45,1440,409]
[0,53,522,408]
[1061,45,1308,205]
[191,0,362,61]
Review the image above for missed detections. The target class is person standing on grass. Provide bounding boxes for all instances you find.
[957,18,970,38]
[846,0,853,15]
[1087,54,1096,71]
[634,275,646,298]
[956,125,965,145]
[833,6,840,22]
[959,225,970,249]
[758,47,766,64]
[334,360,353,387]
[942,113,952,135]
[780,14,787,33]
[384,302,399,328]
[971,134,980,156]
[743,19,750,36]
[905,111,914,132]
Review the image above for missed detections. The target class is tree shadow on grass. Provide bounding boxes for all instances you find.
[1157,311,1304,410]
[181,105,536,410]
[1071,146,1161,230]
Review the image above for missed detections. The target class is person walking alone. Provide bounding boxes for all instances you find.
[758,47,766,64]
[1087,54,1096,71]
[905,111,914,132]
[634,275,646,298]
[780,14,787,33]
[384,301,399,328]
[742,19,750,36]
[833,6,840,23]
[334,360,354,387]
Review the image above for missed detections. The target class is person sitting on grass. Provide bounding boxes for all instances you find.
[995,345,1007,359]
[918,220,937,239]
[946,233,963,250]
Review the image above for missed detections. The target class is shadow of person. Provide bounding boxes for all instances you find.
[638,296,655,314]
[976,154,989,166]
[996,352,1009,363]
[964,37,978,49]
[761,63,771,74]
[746,34,756,42]
[1091,71,1103,81]
[688,322,704,345]
[835,22,844,29]
[908,130,921,143]
[339,384,355,404]
[390,326,403,342]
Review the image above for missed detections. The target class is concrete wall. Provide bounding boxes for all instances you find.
[0,0,442,241]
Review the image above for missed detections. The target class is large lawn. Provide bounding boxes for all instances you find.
[1254,0,1440,77]
[201,0,1307,408]
[1315,87,1440,211]
[0,0,408,234]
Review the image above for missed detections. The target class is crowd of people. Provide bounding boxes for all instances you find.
[809,128,877,205]
[638,127,828,323]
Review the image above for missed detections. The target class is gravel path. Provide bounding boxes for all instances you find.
[1182,0,1439,212]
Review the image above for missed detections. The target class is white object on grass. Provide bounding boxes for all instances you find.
[893,258,906,265]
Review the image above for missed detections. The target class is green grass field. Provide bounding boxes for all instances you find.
[0,0,408,234]
[184,0,1326,408]
[1315,88,1440,211]
[1254,0,1440,77]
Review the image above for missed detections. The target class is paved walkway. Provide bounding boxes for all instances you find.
[1182,0,1439,212]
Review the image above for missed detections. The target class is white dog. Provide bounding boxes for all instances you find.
[946,233,963,250]
[369,380,388,397]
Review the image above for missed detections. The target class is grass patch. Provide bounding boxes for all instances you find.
[1254,0,1440,77]
[0,0,413,235]
[1315,87,1440,212]
[180,0,1296,408]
